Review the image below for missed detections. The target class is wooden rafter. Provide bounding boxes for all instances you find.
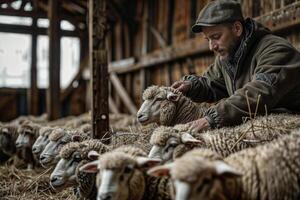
[0,23,80,36]
[110,72,137,115]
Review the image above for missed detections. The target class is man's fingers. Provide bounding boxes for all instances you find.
[171,81,182,89]
[176,84,188,93]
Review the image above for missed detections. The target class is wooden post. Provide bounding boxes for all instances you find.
[28,12,39,115]
[90,0,109,140]
[47,0,61,120]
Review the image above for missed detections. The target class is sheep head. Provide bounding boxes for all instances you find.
[0,125,18,156]
[15,121,40,149]
[80,149,161,200]
[40,128,71,168]
[149,126,203,163]
[51,139,108,194]
[32,127,53,157]
[50,142,86,191]
[137,86,182,126]
[148,149,241,200]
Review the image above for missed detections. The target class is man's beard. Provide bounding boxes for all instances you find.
[221,39,242,63]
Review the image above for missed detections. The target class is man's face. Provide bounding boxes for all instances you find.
[202,23,242,61]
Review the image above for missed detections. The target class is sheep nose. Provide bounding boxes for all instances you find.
[15,142,22,148]
[99,193,113,200]
[50,175,63,186]
[137,112,144,119]
[32,146,38,153]
[50,176,58,184]
[137,113,148,123]
[40,155,47,162]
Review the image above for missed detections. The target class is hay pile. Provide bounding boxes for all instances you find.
[0,165,76,200]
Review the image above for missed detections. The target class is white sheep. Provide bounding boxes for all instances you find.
[137,86,210,126]
[148,130,300,200]
[40,127,90,168]
[149,113,300,163]
[50,139,109,199]
[109,123,159,152]
[80,145,171,200]
[32,126,54,159]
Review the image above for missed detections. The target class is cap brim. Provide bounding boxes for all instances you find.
[191,23,216,33]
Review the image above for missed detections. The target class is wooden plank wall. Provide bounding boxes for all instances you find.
[106,0,300,112]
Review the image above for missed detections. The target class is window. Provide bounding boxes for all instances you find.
[37,36,80,89]
[0,15,32,26]
[0,16,80,89]
[0,33,31,88]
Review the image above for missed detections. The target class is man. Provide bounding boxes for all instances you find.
[172,0,300,132]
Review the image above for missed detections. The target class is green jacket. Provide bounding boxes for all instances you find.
[183,18,300,128]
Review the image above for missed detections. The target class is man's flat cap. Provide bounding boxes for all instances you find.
[191,0,244,33]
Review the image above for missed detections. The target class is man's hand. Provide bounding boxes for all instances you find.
[171,80,192,94]
[186,117,210,133]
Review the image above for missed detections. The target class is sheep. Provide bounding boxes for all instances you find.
[78,123,92,134]
[32,126,55,159]
[50,139,109,199]
[80,145,171,200]
[109,123,159,152]
[148,113,300,163]
[40,127,91,168]
[64,113,91,129]
[148,130,300,200]
[15,120,42,169]
[137,86,210,126]
[0,124,19,157]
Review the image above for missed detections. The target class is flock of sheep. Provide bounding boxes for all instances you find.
[1,85,300,200]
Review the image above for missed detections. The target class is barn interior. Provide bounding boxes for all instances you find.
[1,0,300,199]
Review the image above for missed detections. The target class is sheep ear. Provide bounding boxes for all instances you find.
[167,92,180,102]
[79,160,99,173]
[88,150,100,160]
[147,163,173,177]
[72,135,83,142]
[2,128,8,133]
[181,133,202,145]
[136,157,162,169]
[214,161,242,177]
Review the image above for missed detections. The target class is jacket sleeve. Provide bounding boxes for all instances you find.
[182,60,229,102]
[205,40,300,128]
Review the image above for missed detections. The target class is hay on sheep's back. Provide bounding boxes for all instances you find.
[0,166,77,200]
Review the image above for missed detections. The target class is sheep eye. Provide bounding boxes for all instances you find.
[124,166,133,174]
[73,154,81,162]
[60,141,67,145]
[155,97,164,101]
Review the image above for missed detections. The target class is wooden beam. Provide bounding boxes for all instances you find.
[109,95,119,114]
[257,1,300,33]
[0,23,80,36]
[62,2,86,15]
[47,0,60,120]
[0,8,47,17]
[110,72,137,115]
[27,11,39,115]
[110,37,210,74]
[90,0,109,140]
[0,8,85,24]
